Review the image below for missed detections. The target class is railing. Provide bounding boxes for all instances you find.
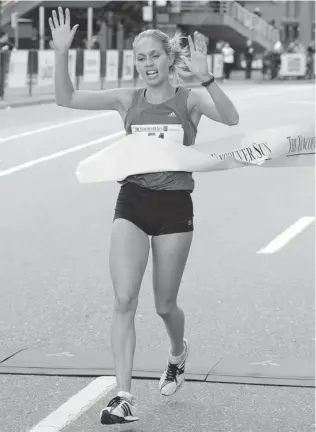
[177,1,280,46]
[2,1,19,11]
[227,2,280,45]
[179,1,216,12]
[178,1,228,13]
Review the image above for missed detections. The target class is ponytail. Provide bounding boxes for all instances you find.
[168,31,196,85]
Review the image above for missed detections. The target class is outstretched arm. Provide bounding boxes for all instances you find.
[50,7,128,111]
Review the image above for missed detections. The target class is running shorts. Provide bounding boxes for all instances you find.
[113,182,194,236]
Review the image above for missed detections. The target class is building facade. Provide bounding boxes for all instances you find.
[242,1,315,47]
[0,1,314,50]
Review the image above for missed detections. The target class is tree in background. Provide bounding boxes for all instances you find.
[95,0,146,47]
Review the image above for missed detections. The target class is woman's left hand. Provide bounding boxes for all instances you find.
[184,31,213,82]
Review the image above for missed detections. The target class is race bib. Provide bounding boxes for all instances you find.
[131,124,184,145]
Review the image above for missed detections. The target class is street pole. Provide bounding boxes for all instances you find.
[0,0,2,32]
[39,6,45,50]
[87,6,93,49]
[152,0,157,29]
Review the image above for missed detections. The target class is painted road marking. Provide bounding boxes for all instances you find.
[0,86,312,145]
[0,131,125,177]
[288,101,315,105]
[257,217,315,254]
[28,376,116,432]
[0,87,313,178]
[0,112,115,144]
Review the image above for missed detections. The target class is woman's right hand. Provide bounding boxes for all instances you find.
[49,7,78,52]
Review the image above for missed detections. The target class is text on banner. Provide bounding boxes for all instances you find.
[83,50,100,83]
[122,50,134,81]
[7,50,28,88]
[279,53,306,77]
[105,50,119,82]
[38,50,55,87]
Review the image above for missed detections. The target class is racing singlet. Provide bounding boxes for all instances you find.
[120,86,197,192]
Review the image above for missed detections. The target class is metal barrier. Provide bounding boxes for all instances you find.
[2,49,137,98]
[0,50,10,98]
[2,49,227,99]
[2,49,313,101]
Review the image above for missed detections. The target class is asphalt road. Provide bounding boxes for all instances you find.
[0,83,315,432]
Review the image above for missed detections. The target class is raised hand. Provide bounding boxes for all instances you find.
[184,31,212,81]
[48,7,78,52]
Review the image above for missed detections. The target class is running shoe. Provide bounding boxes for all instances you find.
[100,395,139,425]
[159,338,189,396]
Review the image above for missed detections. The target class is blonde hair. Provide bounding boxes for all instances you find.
[133,29,196,86]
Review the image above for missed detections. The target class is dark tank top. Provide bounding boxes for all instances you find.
[119,86,197,192]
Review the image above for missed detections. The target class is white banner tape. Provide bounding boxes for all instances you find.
[76,123,315,184]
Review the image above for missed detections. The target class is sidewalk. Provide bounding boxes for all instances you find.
[0,71,313,110]
[0,80,135,110]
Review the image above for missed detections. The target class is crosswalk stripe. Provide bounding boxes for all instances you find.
[28,376,116,432]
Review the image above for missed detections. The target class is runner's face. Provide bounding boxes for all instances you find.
[134,37,173,86]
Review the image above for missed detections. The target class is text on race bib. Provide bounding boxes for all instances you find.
[131,124,184,144]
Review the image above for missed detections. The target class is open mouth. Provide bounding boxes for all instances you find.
[146,70,158,78]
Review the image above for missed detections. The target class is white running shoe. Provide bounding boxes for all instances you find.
[100,395,139,425]
[159,338,189,396]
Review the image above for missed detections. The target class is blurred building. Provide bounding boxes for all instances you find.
[167,1,279,53]
[241,1,315,48]
[0,0,314,51]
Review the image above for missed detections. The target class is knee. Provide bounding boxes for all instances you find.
[155,300,178,318]
[114,294,138,314]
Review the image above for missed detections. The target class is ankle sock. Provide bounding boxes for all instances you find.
[169,340,186,364]
[118,391,133,404]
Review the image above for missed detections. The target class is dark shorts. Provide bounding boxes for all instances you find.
[113,182,194,236]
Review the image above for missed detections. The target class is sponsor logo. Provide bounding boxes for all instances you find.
[168,112,177,117]
[287,135,316,156]
[131,124,183,133]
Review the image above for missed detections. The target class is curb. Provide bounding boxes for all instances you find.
[0,347,314,388]
[0,96,56,110]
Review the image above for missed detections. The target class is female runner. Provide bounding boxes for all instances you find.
[49,7,239,426]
